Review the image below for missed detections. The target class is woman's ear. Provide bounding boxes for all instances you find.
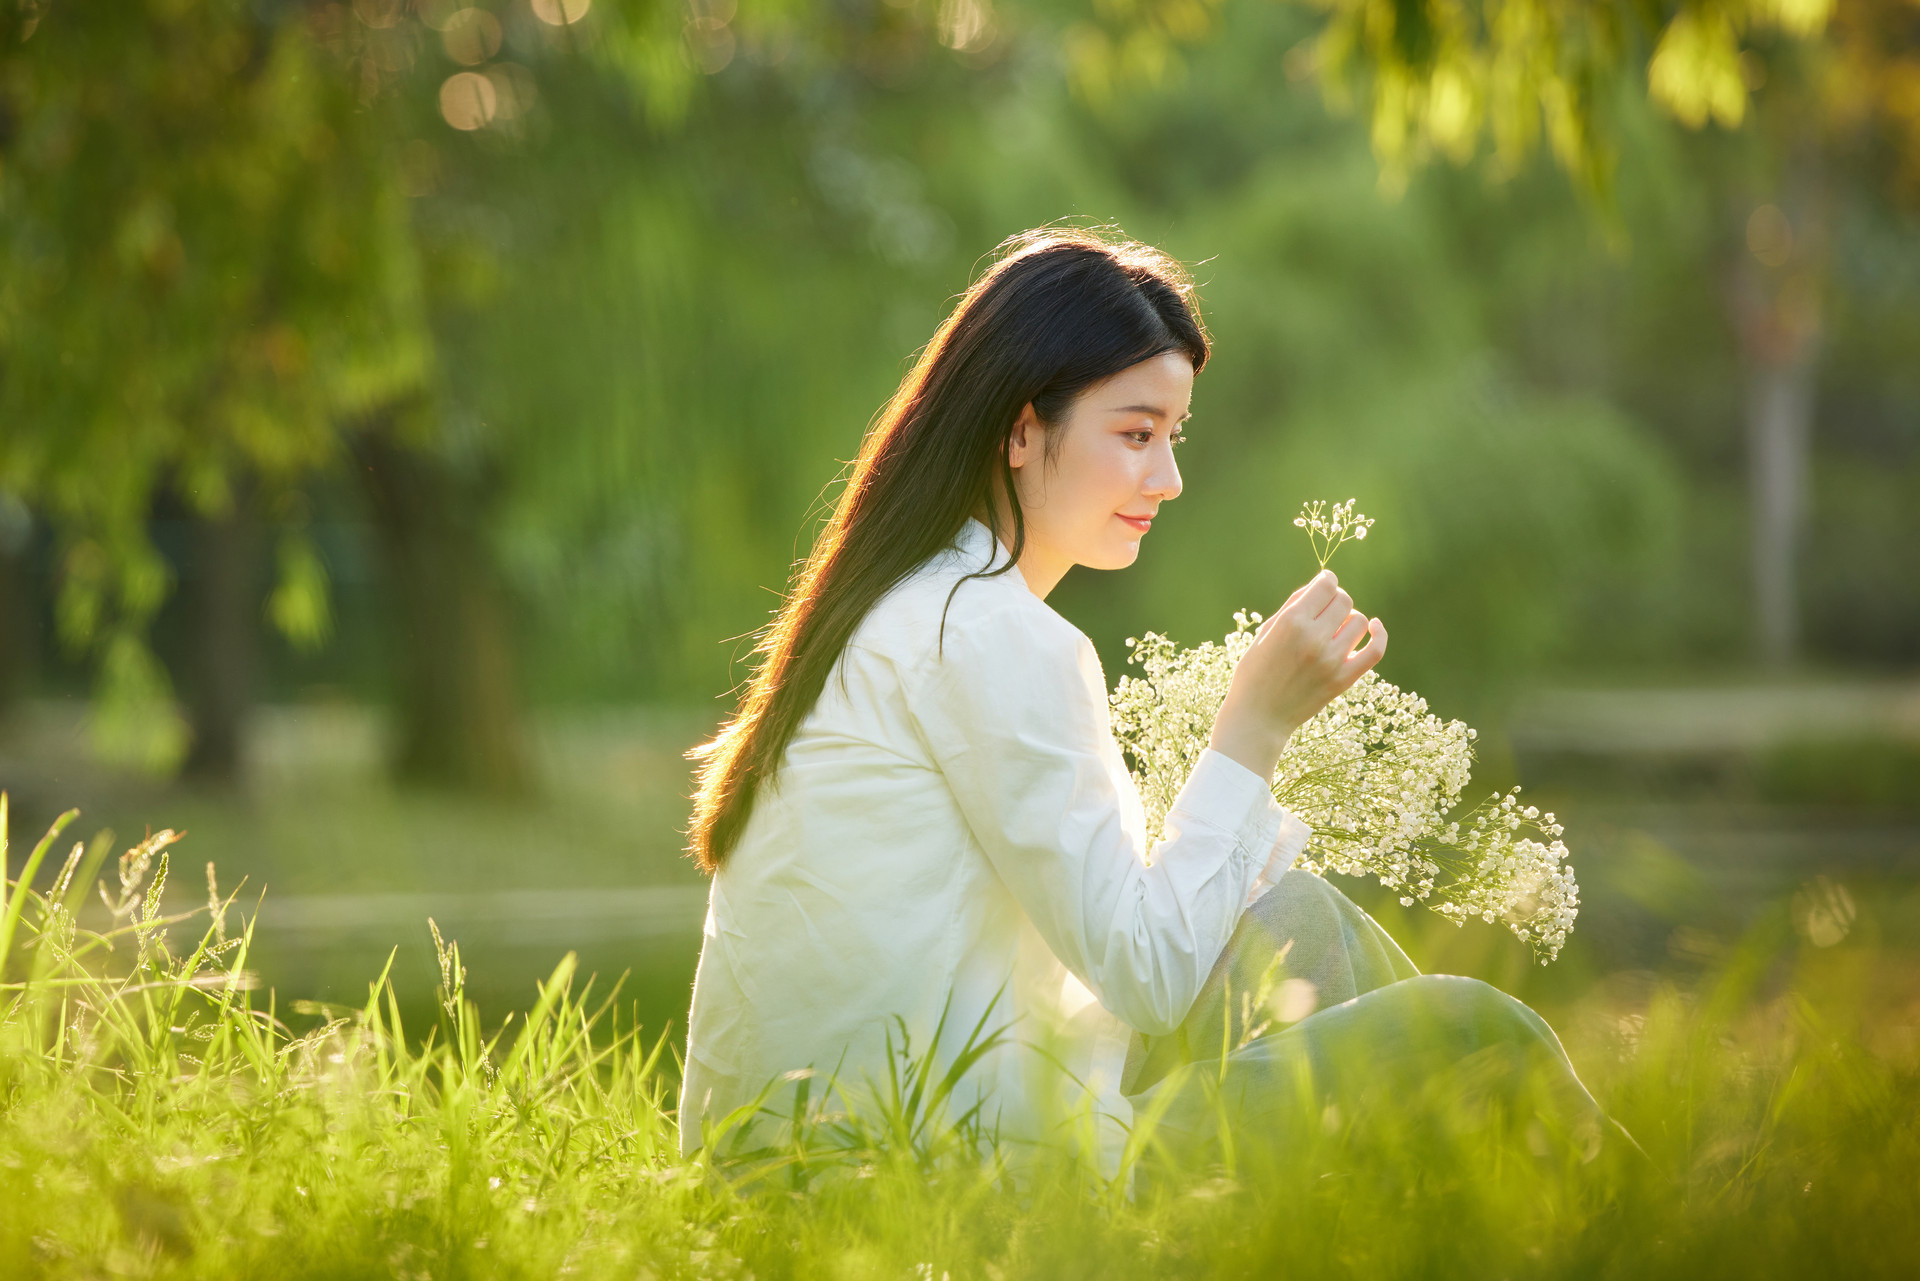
[1007,403,1041,469]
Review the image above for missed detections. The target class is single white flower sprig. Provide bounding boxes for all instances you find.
[1293,499,1374,569]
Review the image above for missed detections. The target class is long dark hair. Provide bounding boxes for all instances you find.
[686,227,1210,872]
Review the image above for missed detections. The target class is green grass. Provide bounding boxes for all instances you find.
[0,703,715,1040]
[2,797,1917,1279]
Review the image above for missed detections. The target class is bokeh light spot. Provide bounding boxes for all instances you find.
[532,0,591,25]
[416,0,464,29]
[1269,978,1318,1024]
[442,8,504,65]
[485,63,539,120]
[1794,877,1857,948]
[684,17,735,74]
[937,0,995,52]
[440,71,498,131]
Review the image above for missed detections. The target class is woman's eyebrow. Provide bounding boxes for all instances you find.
[1109,403,1175,418]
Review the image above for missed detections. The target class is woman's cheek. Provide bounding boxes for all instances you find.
[1101,439,1134,491]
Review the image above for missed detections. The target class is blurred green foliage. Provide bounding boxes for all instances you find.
[0,0,1914,771]
[1759,737,1920,806]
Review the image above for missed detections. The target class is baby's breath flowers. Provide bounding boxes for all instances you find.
[1293,498,1374,569]
[1109,501,1579,963]
[1112,621,1578,962]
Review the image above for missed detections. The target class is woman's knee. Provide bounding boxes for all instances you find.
[1249,870,1419,988]
[1264,867,1351,915]
[1359,975,1540,1039]
[1243,869,1349,948]
[1346,976,1591,1102]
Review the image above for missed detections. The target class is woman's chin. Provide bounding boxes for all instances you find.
[1084,539,1144,571]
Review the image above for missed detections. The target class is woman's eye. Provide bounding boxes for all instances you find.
[1128,429,1154,444]
[1170,431,1187,448]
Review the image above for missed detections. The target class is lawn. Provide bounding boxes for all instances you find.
[2,708,1918,1277]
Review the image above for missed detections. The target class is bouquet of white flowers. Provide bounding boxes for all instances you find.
[1109,503,1580,963]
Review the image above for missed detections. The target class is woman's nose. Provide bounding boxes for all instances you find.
[1145,446,1182,502]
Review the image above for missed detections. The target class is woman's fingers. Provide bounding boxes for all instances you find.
[1278,574,1317,614]
[1330,608,1370,656]
[1288,571,1339,621]
[1336,618,1387,685]
[1254,578,1320,642]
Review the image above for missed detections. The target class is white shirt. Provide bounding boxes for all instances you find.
[679,518,1308,1169]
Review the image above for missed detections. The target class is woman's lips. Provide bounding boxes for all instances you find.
[1117,514,1152,534]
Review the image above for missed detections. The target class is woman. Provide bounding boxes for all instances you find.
[679,228,1598,1172]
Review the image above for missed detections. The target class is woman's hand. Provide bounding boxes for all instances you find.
[1207,570,1387,781]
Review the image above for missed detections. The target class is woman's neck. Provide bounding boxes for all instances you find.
[970,503,1067,599]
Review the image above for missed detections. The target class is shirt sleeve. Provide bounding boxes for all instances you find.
[1247,810,1314,906]
[905,597,1294,1036]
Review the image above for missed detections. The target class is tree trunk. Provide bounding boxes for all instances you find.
[181,497,261,784]
[1730,145,1825,669]
[354,429,530,794]
[0,499,34,712]
[1745,353,1816,666]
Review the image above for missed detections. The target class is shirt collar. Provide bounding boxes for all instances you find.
[953,516,1028,589]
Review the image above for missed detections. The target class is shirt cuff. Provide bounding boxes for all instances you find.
[1166,748,1288,869]
[1246,809,1312,906]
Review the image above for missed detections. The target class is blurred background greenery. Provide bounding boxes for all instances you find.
[0,0,1914,1041]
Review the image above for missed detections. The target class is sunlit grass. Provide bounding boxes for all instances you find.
[1,797,1915,1278]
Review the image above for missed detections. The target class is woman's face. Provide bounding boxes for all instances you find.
[1004,351,1193,597]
